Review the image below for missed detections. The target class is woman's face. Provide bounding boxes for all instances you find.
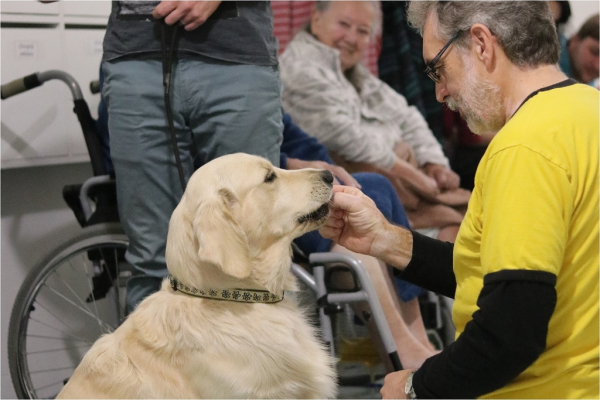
[310,2,375,71]
[570,36,600,84]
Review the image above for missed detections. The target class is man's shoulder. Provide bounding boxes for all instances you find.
[486,84,599,170]
[507,83,598,134]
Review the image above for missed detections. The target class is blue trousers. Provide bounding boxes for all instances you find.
[102,56,283,311]
[294,172,425,302]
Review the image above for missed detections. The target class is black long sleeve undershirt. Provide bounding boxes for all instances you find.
[396,231,558,398]
[397,231,456,298]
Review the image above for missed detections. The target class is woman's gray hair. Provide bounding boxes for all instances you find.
[313,1,382,37]
[407,1,560,67]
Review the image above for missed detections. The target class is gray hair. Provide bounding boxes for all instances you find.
[407,1,560,67]
[313,1,382,38]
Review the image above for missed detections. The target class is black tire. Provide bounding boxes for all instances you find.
[8,223,129,399]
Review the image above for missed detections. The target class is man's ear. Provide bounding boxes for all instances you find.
[470,23,497,71]
[194,188,252,279]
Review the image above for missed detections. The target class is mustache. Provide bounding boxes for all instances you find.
[446,97,459,111]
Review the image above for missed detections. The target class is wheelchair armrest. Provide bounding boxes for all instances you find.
[309,252,401,370]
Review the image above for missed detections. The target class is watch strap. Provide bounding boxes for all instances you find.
[405,371,417,399]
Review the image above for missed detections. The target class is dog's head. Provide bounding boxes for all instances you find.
[166,153,333,294]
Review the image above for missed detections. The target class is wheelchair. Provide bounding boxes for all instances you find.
[2,71,411,399]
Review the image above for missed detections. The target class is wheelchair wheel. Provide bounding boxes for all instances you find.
[8,223,130,399]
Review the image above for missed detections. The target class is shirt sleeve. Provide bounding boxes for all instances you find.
[412,271,557,398]
[480,145,572,278]
[395,231,456,298]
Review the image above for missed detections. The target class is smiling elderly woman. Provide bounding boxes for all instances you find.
[279,1,470,243]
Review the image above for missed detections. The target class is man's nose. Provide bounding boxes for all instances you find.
[435,81,449,103]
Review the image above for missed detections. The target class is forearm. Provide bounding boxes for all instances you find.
[413,274,556,398]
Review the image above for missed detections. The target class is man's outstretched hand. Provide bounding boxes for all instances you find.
[319,185,388,257]
[320,185,414,268]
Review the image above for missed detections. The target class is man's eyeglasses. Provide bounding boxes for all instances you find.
[424,31,463,83]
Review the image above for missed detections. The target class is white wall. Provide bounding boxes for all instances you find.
[564,0,599,38]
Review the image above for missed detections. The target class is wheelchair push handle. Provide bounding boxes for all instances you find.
[1,70,106,176]
[1,73,42,100]
[90,80,100,95]
[1,70,84,101]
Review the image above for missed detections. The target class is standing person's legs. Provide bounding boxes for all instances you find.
[180,57,283,167]
[103,58,195,312]
[104,57,282,313]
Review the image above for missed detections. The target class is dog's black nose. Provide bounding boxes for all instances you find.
[321,170,334,185]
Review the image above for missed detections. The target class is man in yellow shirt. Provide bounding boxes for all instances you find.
[320,2,599,398]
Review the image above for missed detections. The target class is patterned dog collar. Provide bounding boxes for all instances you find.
[169,276,284,303]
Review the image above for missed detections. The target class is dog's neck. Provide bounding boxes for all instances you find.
[168,275,284,303]
[167,247,296,297]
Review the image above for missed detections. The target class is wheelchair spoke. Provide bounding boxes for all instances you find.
[32,378,66,392]
[29,315,94,345]
[27,344,91,355]
[67,252,104,326]
[51,268,101,327]
[30,365,77,374]
[100,246,124,323]
[27,333,88,341]
[38,286,114,333]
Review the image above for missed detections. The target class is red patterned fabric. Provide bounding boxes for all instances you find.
[271,1,381,76]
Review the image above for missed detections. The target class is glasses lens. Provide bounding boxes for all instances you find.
[424,31,462,83]
[426,68,439,83]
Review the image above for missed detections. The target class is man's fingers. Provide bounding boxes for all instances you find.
[319,218,345,239]
[183,20,203,31]
[152,1,176,19]
[332,184,363,195]
[318,225,338,240]
[163,7,185,25]
[330,191,375,218]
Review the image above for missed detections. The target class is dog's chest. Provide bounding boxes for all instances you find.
[182,303,336,398]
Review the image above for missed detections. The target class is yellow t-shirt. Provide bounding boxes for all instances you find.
[453,82,599,399]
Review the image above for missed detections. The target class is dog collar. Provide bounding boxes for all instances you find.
[169,276,284,303]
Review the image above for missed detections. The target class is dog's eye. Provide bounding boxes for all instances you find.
[264,171,277,183]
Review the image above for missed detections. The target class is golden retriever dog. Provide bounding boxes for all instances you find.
[57,153,337,399]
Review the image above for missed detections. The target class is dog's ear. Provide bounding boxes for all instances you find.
[194,188,252,279]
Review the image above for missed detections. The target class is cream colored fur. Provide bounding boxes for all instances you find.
[57,153,337,399]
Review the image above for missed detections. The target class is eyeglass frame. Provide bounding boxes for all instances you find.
[424,31,464,83]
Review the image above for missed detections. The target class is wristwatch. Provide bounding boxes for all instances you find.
[405,371,417,399]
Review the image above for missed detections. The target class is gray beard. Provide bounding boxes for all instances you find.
[447,60,504,134]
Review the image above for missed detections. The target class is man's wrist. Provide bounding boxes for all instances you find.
[371,224,413,269]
